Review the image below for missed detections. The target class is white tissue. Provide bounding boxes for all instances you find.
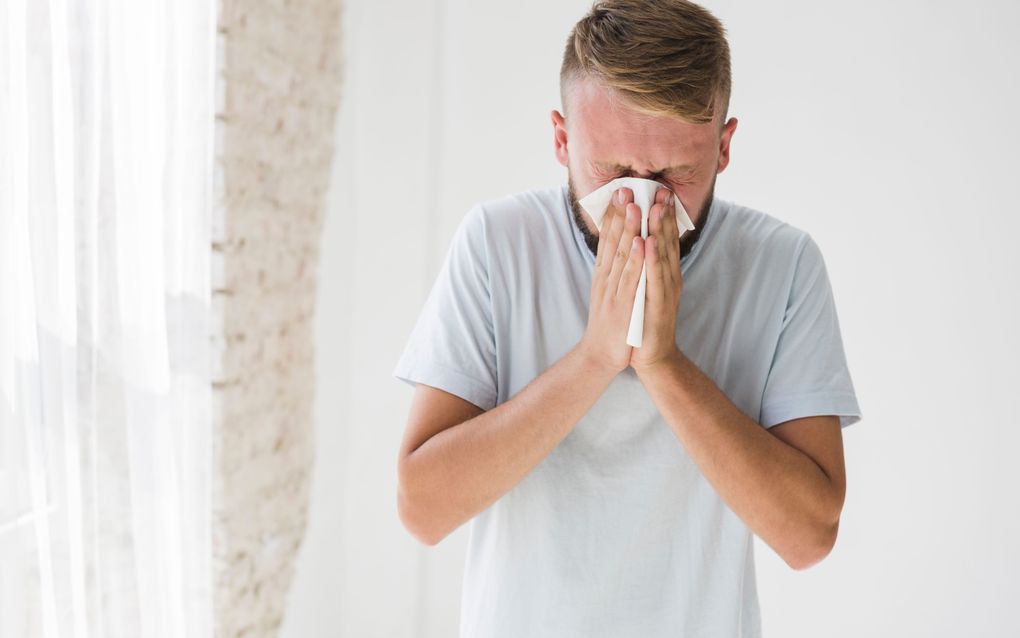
[578,177,696,348]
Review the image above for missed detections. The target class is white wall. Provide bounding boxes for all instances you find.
[282,1,1020,636]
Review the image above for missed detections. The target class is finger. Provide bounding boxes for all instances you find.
[644,234,664,308]
[608,202,641,289]
[593,208,624,301]
[664,196,681,286]
[648,200,666,264]
[597,187,631,272]
[594,205,616,271]
[597,190,628,270]
[658,189,678,257]
[617,235,644,300]
[662,193,677,242]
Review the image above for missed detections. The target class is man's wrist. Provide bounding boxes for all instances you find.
[573,340,623,382]
[632,346,687,380]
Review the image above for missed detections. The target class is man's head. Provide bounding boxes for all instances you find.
[552,0,738,258]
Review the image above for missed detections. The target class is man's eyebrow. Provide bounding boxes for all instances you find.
[594,161,697,175]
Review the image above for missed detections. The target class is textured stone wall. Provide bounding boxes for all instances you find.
[211,0,344,636]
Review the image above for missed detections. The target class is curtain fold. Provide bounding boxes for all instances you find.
[0,1,216,636]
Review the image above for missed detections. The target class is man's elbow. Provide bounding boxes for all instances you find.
[396,471,448,547]
[784,520,839,571]
[397,490,439,546]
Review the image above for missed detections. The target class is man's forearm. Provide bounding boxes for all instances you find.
[635,349,841,569]
[400,343,618,545]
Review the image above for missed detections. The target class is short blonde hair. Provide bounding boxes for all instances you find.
[560,0,732,128]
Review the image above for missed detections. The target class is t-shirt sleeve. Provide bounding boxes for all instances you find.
[760,234,862,429]
[391,205,498,411]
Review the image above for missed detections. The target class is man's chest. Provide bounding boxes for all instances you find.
[491,258,786,422]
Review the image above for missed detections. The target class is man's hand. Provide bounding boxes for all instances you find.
[578,186,645,376]
[630,186,684,373]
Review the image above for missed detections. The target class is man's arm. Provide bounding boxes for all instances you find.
[634,350,846,571]
[630,187,850,571]
[396,343,618,546]
[397,187,650,547]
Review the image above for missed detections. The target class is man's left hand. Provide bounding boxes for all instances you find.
[629,186,684,374]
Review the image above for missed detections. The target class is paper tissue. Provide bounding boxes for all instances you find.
[578,177,696,348]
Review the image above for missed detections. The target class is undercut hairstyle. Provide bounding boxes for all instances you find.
[560,0,732,129]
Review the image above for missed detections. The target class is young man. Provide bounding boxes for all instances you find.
[393,1,862,636]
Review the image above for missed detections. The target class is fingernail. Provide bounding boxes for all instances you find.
[616,189,625,205]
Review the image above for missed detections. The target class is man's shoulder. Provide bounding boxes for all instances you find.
[714,198,816,265]
[462,184,570,249]
[472,183,566,225]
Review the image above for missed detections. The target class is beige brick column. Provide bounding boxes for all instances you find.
[211,1,344,635]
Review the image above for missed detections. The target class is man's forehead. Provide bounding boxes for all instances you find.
[569,78,719,156]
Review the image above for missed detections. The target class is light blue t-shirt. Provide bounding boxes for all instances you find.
[392,183,862,638]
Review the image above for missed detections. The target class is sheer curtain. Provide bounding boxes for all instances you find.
[0,1,215,637]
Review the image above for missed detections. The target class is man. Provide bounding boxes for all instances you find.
[392,1,862,636]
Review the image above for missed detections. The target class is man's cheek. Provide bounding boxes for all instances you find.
[591,174,621,190]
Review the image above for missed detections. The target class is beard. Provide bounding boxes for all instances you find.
[567,172,717,262]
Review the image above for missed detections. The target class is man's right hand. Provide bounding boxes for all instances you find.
[579,186,646,376]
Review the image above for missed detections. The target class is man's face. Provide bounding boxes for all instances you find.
[551,77,738,258]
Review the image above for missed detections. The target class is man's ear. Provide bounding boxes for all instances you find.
[551,109,569,168]
[716,116,738,174]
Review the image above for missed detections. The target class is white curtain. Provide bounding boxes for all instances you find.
[0,1,215,637]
